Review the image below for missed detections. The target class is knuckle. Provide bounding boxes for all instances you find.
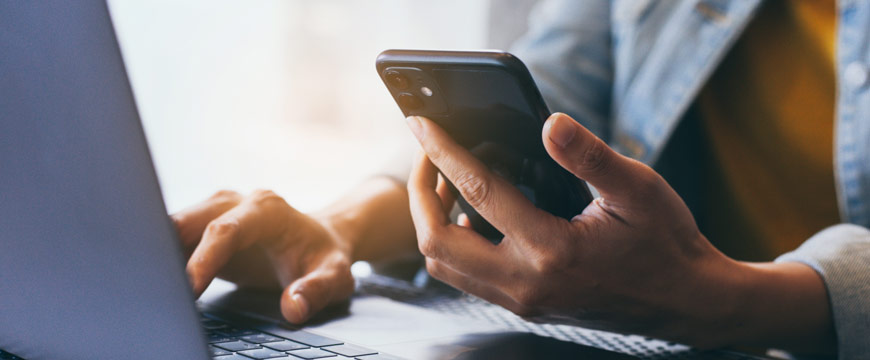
[333,274,355,300]
[326,255,355,294]
[250,188,277,199]
[416,229,442,259]
[204,219,240,239]
[581,139,612,175]
[211,189,238,198]
[331,253,352,271]
[250,189,289,208]
[209,189,241,204]
[532,251,568,276]
[453,172,491,209]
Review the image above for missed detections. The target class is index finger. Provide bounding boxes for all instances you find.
[407,115,561,242]
[186,190,294,296]
[407,151,509,283]
[171,190,242,256]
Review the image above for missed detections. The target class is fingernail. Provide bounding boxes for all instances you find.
[406,116,423,140]
[547,115,576,148]
[291,293,309,322]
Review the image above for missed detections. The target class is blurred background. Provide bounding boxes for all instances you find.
[109,0,537,214]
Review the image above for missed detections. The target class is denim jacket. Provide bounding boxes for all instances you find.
[510,0,870,357]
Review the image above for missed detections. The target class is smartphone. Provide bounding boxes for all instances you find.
[376,49,594,243]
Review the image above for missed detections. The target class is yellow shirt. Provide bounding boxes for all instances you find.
[697,0,840,261]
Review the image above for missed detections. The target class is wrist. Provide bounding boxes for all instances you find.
[715,261,835,355]
[311,207,362,260]
[310,176,415,262]
[666,253,749,348]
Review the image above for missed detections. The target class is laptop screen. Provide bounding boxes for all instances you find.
[0,1,209,359]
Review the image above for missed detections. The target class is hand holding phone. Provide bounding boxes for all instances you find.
[377,50,594,242]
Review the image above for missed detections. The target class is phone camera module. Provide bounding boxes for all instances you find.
[397,93,423,110]
[385,70,410,90]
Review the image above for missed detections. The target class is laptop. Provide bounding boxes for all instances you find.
[0,1,648,359]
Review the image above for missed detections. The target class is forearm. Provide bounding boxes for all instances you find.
[312,176,417,262]
[665,250,835,355]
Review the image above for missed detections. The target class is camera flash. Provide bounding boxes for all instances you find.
[420,86,433,97]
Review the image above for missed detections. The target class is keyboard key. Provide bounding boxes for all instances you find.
[202,319,230,330]
[214,340,261,352]
[322,344,377,357]
[220,327,260,337]
[355,354,402,360]
[239,347,292,359]
[241,333,284,344]
[209,345,232,357]
[287,348,338,359]
[208,334,236,344]
[264,340,309,351]
[280,331,343,347]
[205,323,230,331]
[214,355,254,360]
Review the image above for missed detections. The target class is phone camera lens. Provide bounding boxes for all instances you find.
[397,93,423,110]
[385,70,410,89]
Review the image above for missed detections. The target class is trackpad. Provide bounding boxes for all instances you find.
[305,295,503,346]
[306,297,637,359]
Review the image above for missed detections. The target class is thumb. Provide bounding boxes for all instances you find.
[280,260,354,324]
[542,113,652,202]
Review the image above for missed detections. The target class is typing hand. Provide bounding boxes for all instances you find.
[172,190,354,324]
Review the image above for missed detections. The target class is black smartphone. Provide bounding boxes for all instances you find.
[376,49,594,243]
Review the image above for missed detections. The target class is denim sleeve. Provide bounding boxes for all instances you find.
[775,224,870,359]
[508,0,613,140]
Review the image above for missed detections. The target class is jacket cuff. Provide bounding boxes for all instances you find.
[775,223,870,359]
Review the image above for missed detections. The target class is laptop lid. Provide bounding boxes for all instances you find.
[0,1,209,358]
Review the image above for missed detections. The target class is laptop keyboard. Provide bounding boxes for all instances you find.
[0,315,399,360]
[202,314,398,360]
